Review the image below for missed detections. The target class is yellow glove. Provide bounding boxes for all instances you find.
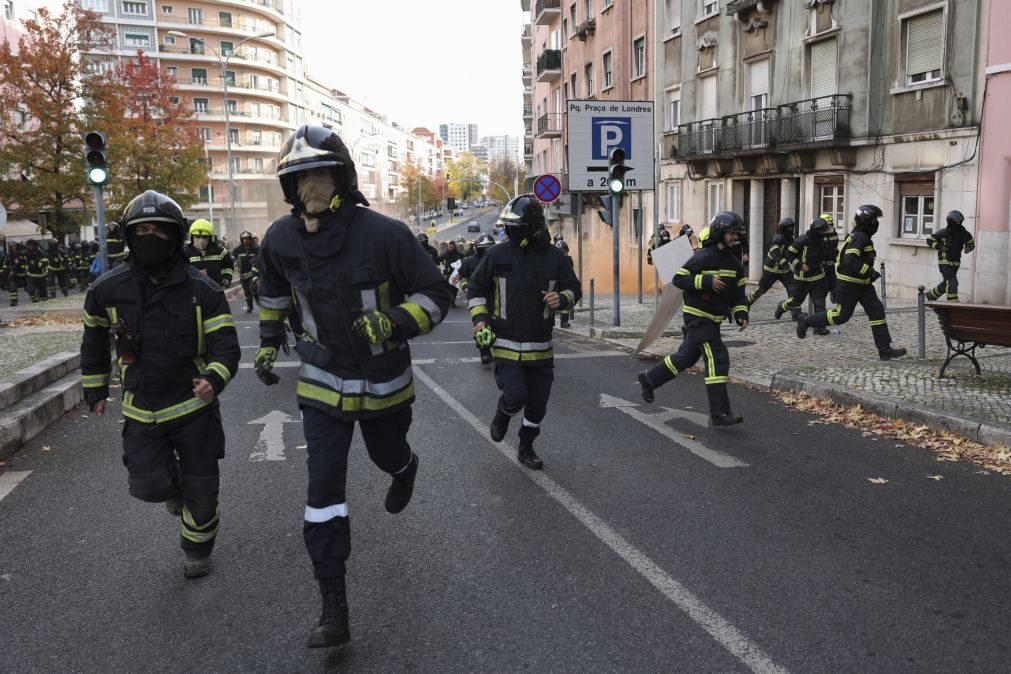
[352,310,394,344]
[474,327,496,348]
[254,346,279,385]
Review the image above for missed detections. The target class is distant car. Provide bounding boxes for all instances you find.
[467,223,480,232]
[453,208,463,217]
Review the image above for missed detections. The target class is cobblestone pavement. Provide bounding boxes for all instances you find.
[565,285,1011,431]
[1,293,85,380]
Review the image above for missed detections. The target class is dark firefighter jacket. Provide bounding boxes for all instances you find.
[467,240,582,364]
[784,232,827,283]
[836,229,879,285]
[47,249,68,271]
[823,229,840,270]
[81,260,240,425]
[231,243,260,279]
[926,227,974,267]
[20,249,49,278]
[184,242,234,285]
[256,201,451,420]
[106,232,127,263]
[673,244,749,338]
[458,251,487,293]
[762,233,793,274]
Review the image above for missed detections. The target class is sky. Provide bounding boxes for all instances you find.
[300,0,527,140]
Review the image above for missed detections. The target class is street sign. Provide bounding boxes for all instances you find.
[533,174,562,203]
[566,100,655,192]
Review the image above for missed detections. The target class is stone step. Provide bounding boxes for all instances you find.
[0,371,82,461]
[0,351,80,412]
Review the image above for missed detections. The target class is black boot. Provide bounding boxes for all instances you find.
[517,442,543,470]
[712,412,744,427]
[245,301,253,314]
[637,371,655,404]
[490,408,511,442]
[385,454,418,514]
[774,303,785,320]
[879,347,907,361]
[796,313,809,339]
[814,327,831,336]
[183,556,212,579]
[307,578,350,649]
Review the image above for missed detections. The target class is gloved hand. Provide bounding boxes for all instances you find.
[964,242,974,253]
[869,269,881,282]
[254,346,280,385]
[222,277,231,288]
[474,326,496,348]
[352,310,394,344]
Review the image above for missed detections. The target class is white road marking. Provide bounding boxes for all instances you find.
[0,471,32,502]
[247,410,297,461]
[414,368,785,674]
[599,394,748,468]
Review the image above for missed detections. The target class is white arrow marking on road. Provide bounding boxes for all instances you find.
[0,471,32,502]
[247,410,297,462]
[599,394,748,468]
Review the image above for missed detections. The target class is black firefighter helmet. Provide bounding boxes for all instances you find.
[946,210,965,228]
[707,211,745,244]
[276,125,364,214]
[853,204,884,232]
[778,217,797,234]
[120,190,188,249]
[499,193,547,246]
[808,217,832,235]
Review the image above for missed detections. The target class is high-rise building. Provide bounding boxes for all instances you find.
[481,135,520,165]
[438,122,478,153]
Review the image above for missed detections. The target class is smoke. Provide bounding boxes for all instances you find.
[574,230,660,295]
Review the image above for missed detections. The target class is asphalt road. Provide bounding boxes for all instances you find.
[431,208,499,244]
[1,296,1009,673]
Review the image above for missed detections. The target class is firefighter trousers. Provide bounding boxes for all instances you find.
[643,328,732,417]
[26,276,48,302]
[494,362,554,444]
[779,278,827,315]
[240,276,259,309]
[748,271,799,317]
[928,265,960,301]
[807,281,893,351]
[48,269,69,296]
[122,409,225,559]
[301,405,414,579]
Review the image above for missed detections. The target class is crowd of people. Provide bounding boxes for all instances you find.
[68,121,974,654]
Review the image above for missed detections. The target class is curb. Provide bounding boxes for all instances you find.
[0,371,82,461]
[0,352,80,411]
[769,369,1011,447]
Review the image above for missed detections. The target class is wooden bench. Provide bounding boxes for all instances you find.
[927,302,1011,377]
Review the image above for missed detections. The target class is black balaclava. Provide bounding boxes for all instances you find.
[128,223,181,281]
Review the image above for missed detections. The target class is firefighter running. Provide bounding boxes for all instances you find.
[637,212,750,426]
[797,205,908,359]
[926,210,975,302]
[776,217,832,335]
[80,190,240,580]
[747,217,799,318]
[458,233,497,365]
[254,124,451,650]
[232,230,260,313]
[467,194,582,470]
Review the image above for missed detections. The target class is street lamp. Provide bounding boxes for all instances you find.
[166,28,275,241]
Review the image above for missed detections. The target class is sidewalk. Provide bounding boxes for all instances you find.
[1,294,86,380]
[561,284,1011,446]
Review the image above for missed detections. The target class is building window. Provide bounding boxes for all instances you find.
[666,88,680,131]
[746,58,769,111]
[666,183,681,222]
[602,50,613,89]
[360,154,376,168]
[584,61,593,96]
[220,40,234,56]
[189,37,204,54]
[701,0,718,19]
[187,7,202,24]
[817,180,845,234]
[569,3,576,31]
[80,0,109,11]
[168,95,179,105]
[899,178,936,238]
[631,37,647,80]
[163,34,176,45]
[668,0,682,35]
[698,74,717,121]
[196,127,211,141]
[191,67,208,84]
[121,1,146,15]
[904,10,944,85]
[166,65,177,75]
[603,0,613,8]
[227,128,239,144]
[706,181,724,223]
[193,98,209,113]
[254,157,264,173]
[809,38,838,99]
[161,4,172,13]
[124,32,150,47]
[584,0,593,19]
[218,11,232,28]
[570,72,578,99]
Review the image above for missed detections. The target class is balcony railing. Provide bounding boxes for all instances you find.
[174,76,284,94]
[674,95,851,159]
[536,49,562,80]
[536,113,563,137]
[534,0,561,24]
[523,105,534,118]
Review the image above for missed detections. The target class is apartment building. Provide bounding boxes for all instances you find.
[655,0,988,299]
[482,134,521,166]
[438,122,479,153]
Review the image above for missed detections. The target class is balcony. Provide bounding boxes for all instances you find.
[522,63,532,84]
[521,23,532,47]
[520,0,530,10]
[534,0,561,25]
[536,113,563,138]
[535,49,562,82]
[573,18,596,41]
[523,105,533,119]
[673,95,852,160]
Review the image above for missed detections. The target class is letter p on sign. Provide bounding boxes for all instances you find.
[592,117,632,160]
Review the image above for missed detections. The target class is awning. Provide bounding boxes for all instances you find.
[0,218,43,241]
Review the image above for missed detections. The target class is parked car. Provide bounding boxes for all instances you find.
[467,222,480,232]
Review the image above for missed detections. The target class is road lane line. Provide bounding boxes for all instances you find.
[414,368,787,674]
[0,471,32,502]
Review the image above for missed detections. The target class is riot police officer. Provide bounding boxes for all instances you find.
[184,219,234,287]
[467,194,582,469]
[253,125,451,649]
[80,190,240,579]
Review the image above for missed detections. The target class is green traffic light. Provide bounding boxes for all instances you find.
[608,178,624,194]
[88,167,108,184]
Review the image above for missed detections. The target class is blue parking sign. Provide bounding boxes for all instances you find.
[591,117,632,160]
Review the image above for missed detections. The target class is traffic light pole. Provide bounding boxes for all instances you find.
[94,185,108,275]
[611,193,621,327]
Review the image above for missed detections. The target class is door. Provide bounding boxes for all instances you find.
[762,179,781,247]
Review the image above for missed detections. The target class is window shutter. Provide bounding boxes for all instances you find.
[906,11,943,77]
[669,0,682,33]
[699,76,717,121]
[748,59,770,99]
[810,39,837,99]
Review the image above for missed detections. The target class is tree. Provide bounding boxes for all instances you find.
[0,1,113,239]
[399,156,434,220]
[87,51,206,214]
[446,153,488,202]
[486,157,525,204]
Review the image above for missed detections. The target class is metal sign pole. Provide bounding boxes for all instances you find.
[612,194,621,327]
[95,184,108,274]
[654,142,661,308]
[637,190,643,304]
[575,192,583,306]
